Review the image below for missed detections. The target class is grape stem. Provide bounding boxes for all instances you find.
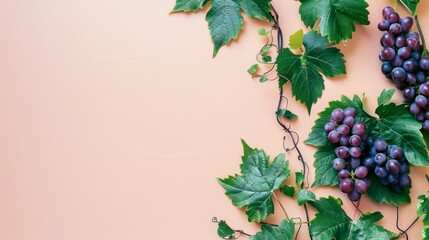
[414,15,428,56]
[394,0,398,12]
[273,192,290,220]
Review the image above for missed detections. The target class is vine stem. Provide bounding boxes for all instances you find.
[273,192,290,220]
[414,15,428,56]
[394,0,398,12]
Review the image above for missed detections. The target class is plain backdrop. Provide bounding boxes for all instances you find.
[0,0,429,239]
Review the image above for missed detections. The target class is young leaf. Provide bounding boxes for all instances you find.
[248,64,259,75]
[276,109,297,120]
[289,29,304,50]
[259,75,268,83]
[250,219,295,240]
[366,174,411,205]
[260,45,271,55]
[299,0,370,43]
[206,0,244,57]
[280,185,296,197]
[172,0,208,12]
[309,197,398,240]
[262,55,272,63]
[276,30,346,113]
[296,189,316,205]
[217,220,235,239]
[258,28,270,37]
[218,140,291,222]
[295,172,304,186]
[417,194,429,240]
[377,88,396,106]
[399,0,420,16]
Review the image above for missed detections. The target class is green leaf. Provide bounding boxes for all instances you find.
[248,64,259,75]
[295,172,304,186]
[289,29,304,50]
[172,0,208,12]
[218,140,291,222]
[260,45,271,55]
[377,88,396,106]
[217,220,235,238]
[258,28,271,36]
[399,0,420,16]
[309,197,397,240]
[296,189,316,205]
[262,55,272,63]
[276,30,346,113]
[250,219,295,240]
[417,194,429,239]
[311,144,339,187]
[235,0,273,21]
[259,75,268,83]
[280,185,295,197]
[276,109,297,120]
[366,174,411,205]
[299,0,370,43]
[206,0,244,57]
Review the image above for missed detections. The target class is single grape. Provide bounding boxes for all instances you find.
[402,86,416,102]
[395,35,406,48]
[416,95,428,108]
[386,159,401,174]
[349,147,362,158]
[407,38,419,50]
[403,58,419,72]
[387,173,399,184]
[416,71,426,84]
[339,136,350,146]
[399,173,411,188]
[411,51,421,61]
[381,47,396,61]
[391,67,406,82]
[378,20,391,31]
[419,83,429,96]
[382,6,395,20]
[388,12,400,23]
[391,55,404,67]
[355,180,369,194]
[423,120,429,131]
[389,145,404,159]
[347,189,361,202]
[332,158,346,171]
[369,146,378,156]
[420,58,429,71]
[355,166,368,178]
[337,125,350,136]
[324,122,335,133]
[424,111,429,119]
[375,153,387,166]
[348,135,361,147]
[352,122,366,136]
[375,165,388,178]
[339,178,354,193]
[395,81,407,90]
[361,177,371,188]
[401,17,414,31]
[362,156,376,168]
[406,72,417,85]
[328,130,340,143]
[398,47,411,59]
[331,108,345,123]
[416,112,425,122]
[407,32,420,41]
[374,139,388,152]
[410,102,421,115]
[381,61,393,75]
[350,158,361,169]
[399,162,408,173]
[389,23,402,35]
[338,169,351,179]
[342,116,355,128]
[366,137,375,147]
[343,107,356,117]
[336,146,350,159]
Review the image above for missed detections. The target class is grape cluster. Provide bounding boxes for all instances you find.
[365,138,412,192]
[378,6,429,130]
[324,107,371,202]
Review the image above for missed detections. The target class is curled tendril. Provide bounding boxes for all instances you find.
[212,217,251,239]
[212,217,219,223]
[291,217,303,240]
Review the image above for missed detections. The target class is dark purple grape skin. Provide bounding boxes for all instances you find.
[381,47,396,61]
[406,73,417,85]
[349,147,362,158]
[324,122,335,133]
[407,38,419,50]
[420,58,429,71]
[419,83,429,96]
[381,32,395,47]
[369,147,378,156]
[381,62,393,75]
[339,136,350,146]
[391,67,406,82]
[389,145,404,159]
[388,12,400,23]
[410,102,421,115]
[401,17,414,32]
[391,55,404,68]
[343,116,355,128]
[355,166,368,178]
[389,23,402,35]
[366,137,375,147]
[375,153,387,166]
[339,178,354,193]
[387,174,399,184]
[336,146,350,159]
[403,87,416,102]
[374,139,388,152]
[395,81,407,90]
[343,107,357,118]
[416,95,428,108]
[411,51,421,61]
[338,169,351,179]
[363,156,376,168]
[328,130,341,143]
[375,166,388,178]
[337,125,350,136]
[361,177,371,188]
[378,20,391,31]
[386,159,401,174]
[395,35,406,48]
[399,173,411,188]
[416,71,426,84]
[332,158,346,171]
[398,47,411,59]
[400,162,408,173]
[350,158,361,169]
[416,112,425,122]
[423,120,429,131]
[347,189,361,202]
[403,58,419,72]
[349,135,361,147]
[352,122,366,136]
[424,111,429,119]
[407,32,420,41]
[331,108,345,123]
[382,6,395,20]
[355,180,369,194]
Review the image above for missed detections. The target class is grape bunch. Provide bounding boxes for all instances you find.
[378,6,429,130]
[324,107,371,201]
[365,138,412,192]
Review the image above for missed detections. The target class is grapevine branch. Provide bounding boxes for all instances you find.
[211,217,251,239]
[414,15,428,56]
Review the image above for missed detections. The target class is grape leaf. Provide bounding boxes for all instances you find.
[377,88,396,106]
[299,0,370,43]
[218,140,291,222]
[172,0,208,12]
[280,185,295,197]
[276,109,297,120]
[248,64,259,75]
[260,45,271,55]
[312,144,339,187]
[366,174,411,205]
[417,194,429,240]
[399,0,420,16]
[235,0,273,21]
[276,30,346,113]
[262,56,272,63]
[217,220,235,239]
[258,28,270,37]
[309,197,398,240]
[289,29,304,50]
[296,189,316,205]
[295,172,304,186]
[259,75,268,83]
[250,219,295,240]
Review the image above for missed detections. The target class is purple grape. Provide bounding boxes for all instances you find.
[349,147,362,158]
[374,139,388,152]
[406,73,417,85]
[423,120,429,131]
[387,173,399,184]
[407,32,420,41]
[328,130,341,143]
[362,156,376,168]
[401,17,414,32]
[420,58,429,71]
[355,166,368,178]
[403,58,419,72]
[407,38,419,50]
[375,153,387,165]
[343,107,356,117]
[382,6,395,20]
[416,71,426,84]
[339,136,350,146]
[399,173,411,188]
[416,112,425,122]
[395,81,407,90]
[361,177,371,188]
[402,86,416,101]
[412,51,421,61]
[336,146,350,159]
[389,23,402,35]
[395,35,406,48]
[352,122,366,136]
[391,67,406,82]
[389,145,404,159]
[337,124,350,136]
[399,162,408,173]
[424,111,429,119]
[349,135,361,147]
[398,47,411,59]
[381,61,393,75]
[366,137,375,147]
[410,102,421,115]
[375,165,388,178]
[369,146,378,156]
[355,180,369,194]
[331,108,345,123]
[339,178,354,193]
[391,55,404,67]
[332,158,346,171]
[378,20,391,31]
[386,159,401,174]
[381,47,396,61]
[338,169,351,179]
[347,189,361,202]
[388,12,400,23]
[350,158,361,169]
[416,95,428,108]
[419,83,429,96]
[343,116,355,128]
[324,122,335,133]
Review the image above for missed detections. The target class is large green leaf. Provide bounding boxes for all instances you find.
[309,197,398,240]
[311,144,339,187]
[235,0,273,20]
[299,0,370,43]
[366,174,411,205]
[250,219,295,240]
[276,30,346,113]
[172,0,208,12]
[399,0,421,16]
[417,194,429,240]
[218,140,291,222]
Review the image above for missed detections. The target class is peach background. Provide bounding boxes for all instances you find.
[0,0,429,239]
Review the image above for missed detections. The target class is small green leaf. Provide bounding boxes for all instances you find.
[276,109,297,120]
[399,0,420,16]
[417,194,429,239]
[289,29,304,50]
[217,220,235,238]
[259,75,268,83]
[377,88,396,106]
[248,64,259,75]
[236,0,273,21]
[262,55,272,63]
[172,0,207,12]
[258,28,271,36]
[218,140,291,222]
[250,219,295,240]
[296,189,316,206]
[260,45,271,55]
[295,172,304,186]
[280,185,296,197]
